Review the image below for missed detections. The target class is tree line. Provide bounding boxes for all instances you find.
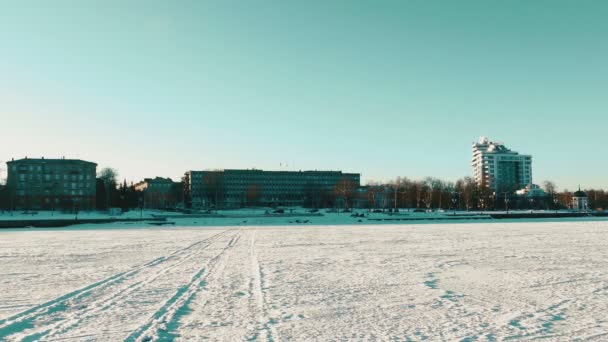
[2,169,608,211]
[370,177,608,211]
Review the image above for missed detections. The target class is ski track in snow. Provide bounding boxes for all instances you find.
[2,221,608,340]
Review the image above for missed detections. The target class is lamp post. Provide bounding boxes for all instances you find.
[74,199,79,221]
[479,198,485,215]
[451,192,459,216]
[393,186,398,212]
[139,195,144,219]
[554,196,559,214]
[504,193,511,215]
[529,197,535,214]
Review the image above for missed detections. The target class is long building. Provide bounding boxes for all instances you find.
[6,157,97,210]
[472,137,532,192]
[183,169,361,208]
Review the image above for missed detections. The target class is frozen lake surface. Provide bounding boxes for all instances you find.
[1,221,608,341]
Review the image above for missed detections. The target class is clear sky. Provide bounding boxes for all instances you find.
[1,1,607,190]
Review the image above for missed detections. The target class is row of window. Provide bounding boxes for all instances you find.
[17,174,91,181]
[16,190,87,196]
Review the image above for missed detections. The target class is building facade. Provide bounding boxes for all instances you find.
[472,137,532,192]
[134,177,180,209]
[6,157,97,210]
[184,169,361,208]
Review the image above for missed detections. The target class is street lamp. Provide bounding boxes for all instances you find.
[139,195,144,219]
[529,197,535,214]
[504,193,511,215]
[74,198,80,221]
[451,192,459,216]
[479,198,485,215]
[554,196,559,214]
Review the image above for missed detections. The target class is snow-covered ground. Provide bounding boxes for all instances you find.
[2,221,608,341]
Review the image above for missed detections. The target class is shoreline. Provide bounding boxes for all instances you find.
[1,211,607,229]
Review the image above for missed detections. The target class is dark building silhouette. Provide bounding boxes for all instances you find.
[6,157,97,210]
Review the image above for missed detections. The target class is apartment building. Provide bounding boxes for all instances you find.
[472,137,532,192]
[6,157,97,210]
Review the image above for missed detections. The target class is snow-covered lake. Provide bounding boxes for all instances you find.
[1,221,608,341]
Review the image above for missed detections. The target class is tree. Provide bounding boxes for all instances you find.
[334,178,356,209]
[411,180,424,209]
[365,185,385,210]
[0,184,8,212]
[456,177,476,211]
[304,182,323,208]
[96,178,107,210]
[98,167,118,209]
[542,180,558,209]
[543,181,557,196]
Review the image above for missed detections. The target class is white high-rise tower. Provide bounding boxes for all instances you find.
[472,137,532,192]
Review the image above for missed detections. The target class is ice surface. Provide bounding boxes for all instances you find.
[1,221,608,341]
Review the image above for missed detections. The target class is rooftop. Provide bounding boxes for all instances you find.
[7,157,97,166]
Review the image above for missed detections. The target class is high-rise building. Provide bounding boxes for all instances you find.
[6,157,97,210]
[472,137,532,192]
[183,169,361,209]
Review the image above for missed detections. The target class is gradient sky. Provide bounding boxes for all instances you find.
[1,1,607,190]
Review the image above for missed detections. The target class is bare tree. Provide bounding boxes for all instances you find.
[335,178,356,209]
[542,181,557,195]
[98,167,118,209]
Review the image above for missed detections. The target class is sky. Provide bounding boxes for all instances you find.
[1,0,607,190]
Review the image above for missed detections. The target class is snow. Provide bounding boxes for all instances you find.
[2,221,608,340]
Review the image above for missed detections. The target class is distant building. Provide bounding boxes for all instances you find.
[472,136,532,192]
[572,188,589,211]
[183,169,361,209]
[134,177,180,209]
[515,184,547,198]
[6,157,97,210]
